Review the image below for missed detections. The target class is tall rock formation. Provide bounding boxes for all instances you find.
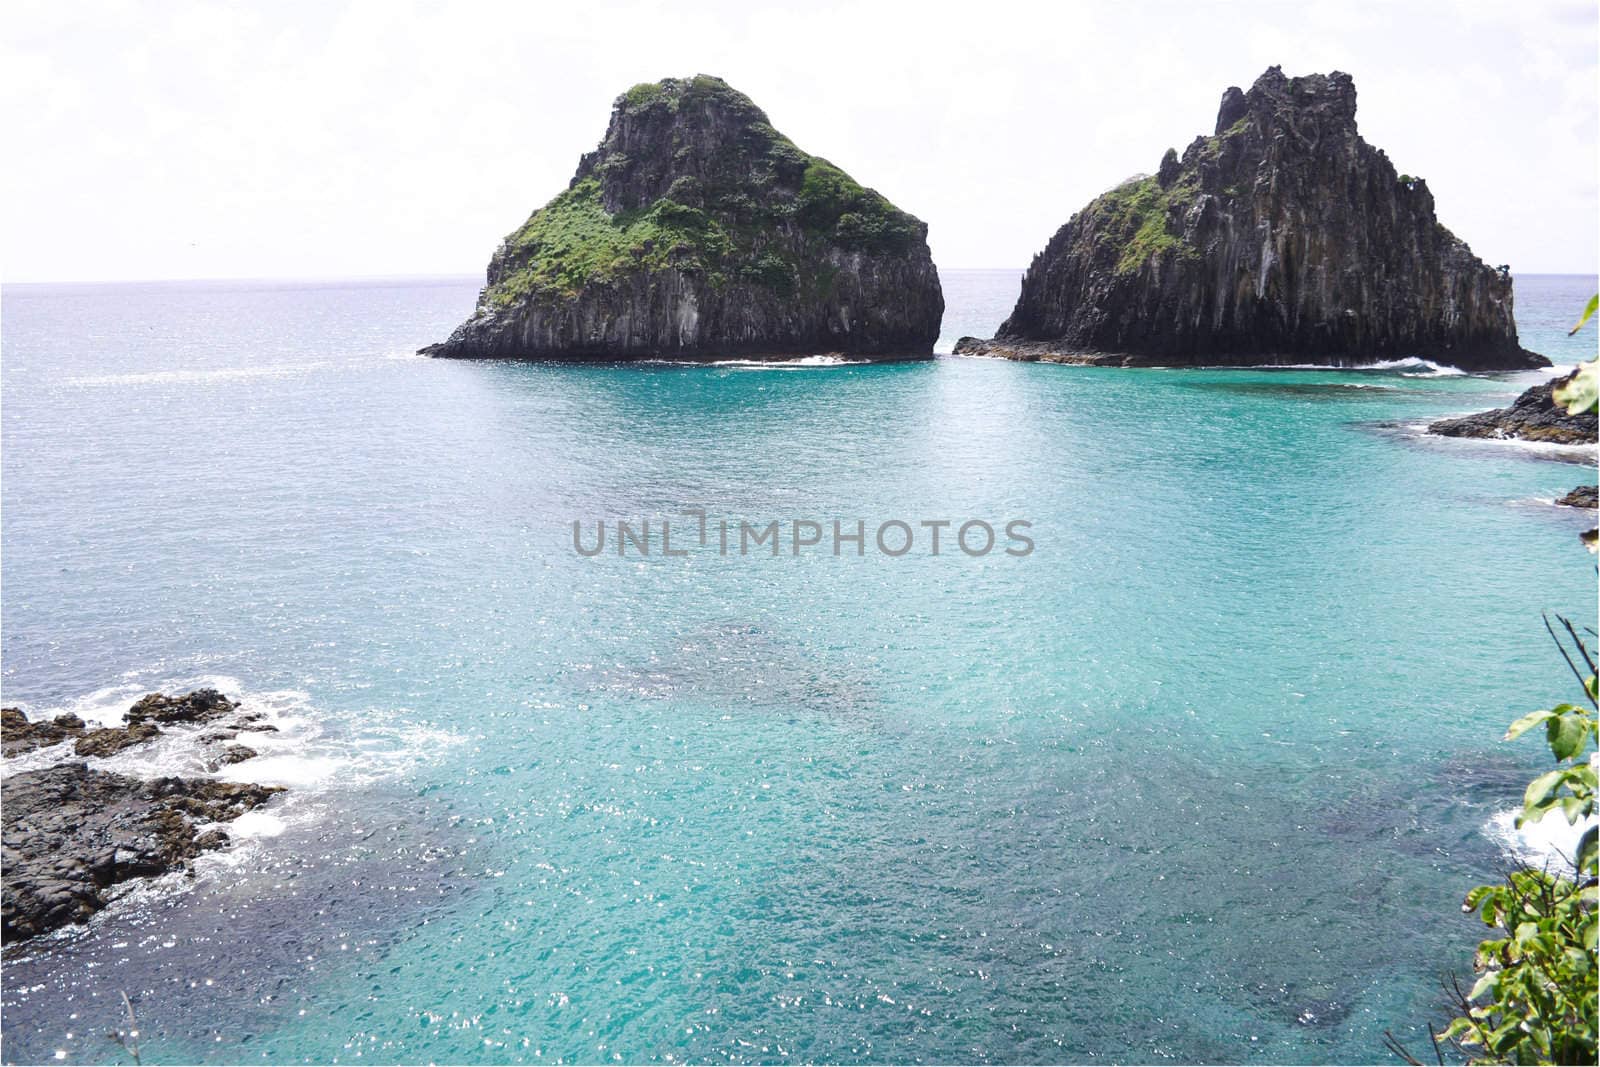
[424,76,943,360]
[956,67,1547,371]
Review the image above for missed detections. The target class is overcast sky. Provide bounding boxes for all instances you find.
[4,0,1596,282]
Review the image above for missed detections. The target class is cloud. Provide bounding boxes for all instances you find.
[2,0,1595,280]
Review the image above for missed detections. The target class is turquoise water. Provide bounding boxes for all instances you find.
[1,272,1596,1064]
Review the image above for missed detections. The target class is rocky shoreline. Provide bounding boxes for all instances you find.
[952,337,1150,366]
[1427,369,1599,446]
[2,690,283,944]
[1557,485,1598,509]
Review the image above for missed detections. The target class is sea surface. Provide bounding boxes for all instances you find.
[2,270,1597,1065]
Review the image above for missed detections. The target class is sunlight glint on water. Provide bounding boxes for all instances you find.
[1,271,1596,1064]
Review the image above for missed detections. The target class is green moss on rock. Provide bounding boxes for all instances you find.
[1088,175,1201,275]
[482,77,926,307]
[490,178,733,303]
[796,160,922,253]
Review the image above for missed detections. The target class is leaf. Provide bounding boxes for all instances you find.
[1547,712,1589,761]
[1524,768,1566,809]
[1577,826,1597,876]
[1506,709,1557,740]
[1568,294,1599,336]
[1552,358,1599,415]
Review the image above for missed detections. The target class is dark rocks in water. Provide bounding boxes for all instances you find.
[1557,484,1598,508]
[2,708,87,756]
[423,75,943,361]
[206,744,257,771]
[74,722,161,758]
[1428,369,1599,445]
[968,67,1547,371]
[952,336,1129,365]
[5,690,243,761]
[126,688,237,725]
[1,763,281,943]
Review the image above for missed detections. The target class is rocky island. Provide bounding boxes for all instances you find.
[956,67,1548,372]
[424,75,943,361]
[2,690,282,943]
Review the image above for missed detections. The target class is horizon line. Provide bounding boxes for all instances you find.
[6,268,1598,288]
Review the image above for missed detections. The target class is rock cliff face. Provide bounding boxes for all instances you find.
[957,67,1546,371]
[425,76,943,360]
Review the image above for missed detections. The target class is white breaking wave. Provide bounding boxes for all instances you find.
[634,354,869,369]
[1393,419,1598,462]
[3,674,461,795]
[1485,806,1596,872]
[707,354,869,369]
[4,676,467,914]
[1371,357,1467,378]
[1272,356,1468,376]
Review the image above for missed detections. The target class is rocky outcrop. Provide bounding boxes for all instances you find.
[206,744,258,771]
[2,689,244,761]
[2,764,281,943]
[2,708,87,756]
[959,67,1547,371]
[1557,485,1598,509]
[424,75,942,361]
[1428,369,1599,445]
[2,688,279,942]
[125,688,238,725]
[74,722,161,758]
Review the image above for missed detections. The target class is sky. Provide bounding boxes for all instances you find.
[3,0,1597,282]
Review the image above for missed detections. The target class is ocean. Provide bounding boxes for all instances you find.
[1,270,1596,1064]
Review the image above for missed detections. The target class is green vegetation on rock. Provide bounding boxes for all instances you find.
[795,160,923,254]
[1087,114,1269,276]
[480,76,926,310]
[489,178,730,304]
[1092,175,1200,275]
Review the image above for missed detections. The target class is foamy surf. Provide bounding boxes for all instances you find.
[631,354,875,369]
[1374,357,1467,378]
[1485,805,1596,872]
[2,675,466,920]
[1272,356,1468,376]
[696,355,870,369]
[1383,419,1598,464]
[2,674,461,795]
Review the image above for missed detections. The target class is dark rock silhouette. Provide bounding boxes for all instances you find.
[957,67,1547,371]
[424,75,942,361]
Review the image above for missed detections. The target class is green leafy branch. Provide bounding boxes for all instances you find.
[1440,618,1598,1065]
